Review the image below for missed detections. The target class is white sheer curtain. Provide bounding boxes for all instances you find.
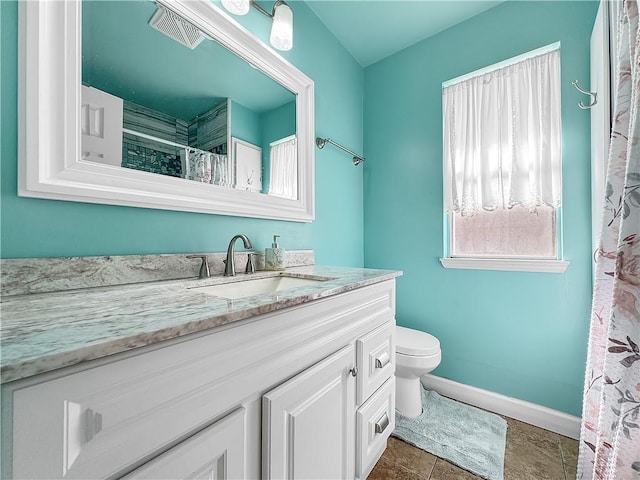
[443,49,562,216]
[268,136,297,199]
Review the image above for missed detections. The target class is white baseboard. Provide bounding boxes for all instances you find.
[421,375,581,440]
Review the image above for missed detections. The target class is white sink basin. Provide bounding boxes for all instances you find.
[191,275,331,299]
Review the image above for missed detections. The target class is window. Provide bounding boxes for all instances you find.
[441,44,568,273]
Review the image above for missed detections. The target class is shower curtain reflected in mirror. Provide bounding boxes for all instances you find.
[186,149,231,187]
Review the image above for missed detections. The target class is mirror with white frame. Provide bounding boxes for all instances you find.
[19,0,314,221]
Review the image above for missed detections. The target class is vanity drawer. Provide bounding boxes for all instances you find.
[356,377,395,479]
[356,320,395,405]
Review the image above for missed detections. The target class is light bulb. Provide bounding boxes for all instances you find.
[221,0,250,15]
[270,2,293,51]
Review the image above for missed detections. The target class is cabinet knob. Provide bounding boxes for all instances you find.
[349,366,358,377]
[374,351,390,369]
[375,412,390,434]
[83,408,103,444]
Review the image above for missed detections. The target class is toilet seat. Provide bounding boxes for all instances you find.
[396,325,440,356]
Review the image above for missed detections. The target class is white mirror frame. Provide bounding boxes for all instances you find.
[18,0,315,222]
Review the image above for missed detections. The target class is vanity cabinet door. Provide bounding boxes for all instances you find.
[262,345,356,480]
[121,407,245,480]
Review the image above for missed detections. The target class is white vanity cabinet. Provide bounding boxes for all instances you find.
[1,280,396,480]
[263,321,395,480]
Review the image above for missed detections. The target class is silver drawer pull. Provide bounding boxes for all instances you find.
[374,351,390,369]
[83,408,103,444]
[375,413,390,434]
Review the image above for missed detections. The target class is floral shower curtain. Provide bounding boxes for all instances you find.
[186,150,212,183]
[185,150,231,187]
[577,1,640,479]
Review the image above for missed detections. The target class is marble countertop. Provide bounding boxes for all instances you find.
[1,266,401,384]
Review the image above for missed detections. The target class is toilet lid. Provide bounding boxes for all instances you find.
[396,325,440,356]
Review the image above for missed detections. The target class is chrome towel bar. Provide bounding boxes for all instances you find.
[316,137,365,166]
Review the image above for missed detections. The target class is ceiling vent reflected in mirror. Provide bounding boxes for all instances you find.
[149,5,205,49]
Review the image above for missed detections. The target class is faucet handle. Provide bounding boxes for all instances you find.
[187,255,210,279]
[245,253,255,274]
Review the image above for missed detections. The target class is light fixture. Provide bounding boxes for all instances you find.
[221,0,250,15]
[221,0,293,52]
[267,1,293,51]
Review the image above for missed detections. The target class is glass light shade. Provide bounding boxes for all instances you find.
[221,0,250,15]
[269,2,293,51]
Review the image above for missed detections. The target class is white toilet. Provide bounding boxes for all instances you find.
[395,325,442,417]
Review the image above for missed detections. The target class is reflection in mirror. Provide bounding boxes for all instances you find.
[81,0,297,198]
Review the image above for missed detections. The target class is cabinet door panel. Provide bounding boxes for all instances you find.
[263,345,356,480]
[122,407,245,480]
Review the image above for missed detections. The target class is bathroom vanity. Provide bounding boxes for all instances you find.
[0,261,400,479]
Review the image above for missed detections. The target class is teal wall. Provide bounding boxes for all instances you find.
[0,1,364,265]
[231,99,296,152]
[363,0,597,416]
[231,101,262,146]
[261,101,296,152]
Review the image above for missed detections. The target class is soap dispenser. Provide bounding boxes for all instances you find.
[265,235,285,271]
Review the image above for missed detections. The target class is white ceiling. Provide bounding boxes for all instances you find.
[305,0,505,67]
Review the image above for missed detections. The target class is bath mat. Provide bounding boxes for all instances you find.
[393,388,507,480]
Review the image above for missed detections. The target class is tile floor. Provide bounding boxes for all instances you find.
[368,416,579,480]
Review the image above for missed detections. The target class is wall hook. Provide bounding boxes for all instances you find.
[572,80,597,109]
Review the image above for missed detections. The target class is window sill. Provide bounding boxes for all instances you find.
[439,257,569,273]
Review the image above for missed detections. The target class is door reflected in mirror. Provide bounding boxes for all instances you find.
[81,0,298,199]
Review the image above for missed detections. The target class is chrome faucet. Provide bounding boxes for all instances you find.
[224,234,253,276]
